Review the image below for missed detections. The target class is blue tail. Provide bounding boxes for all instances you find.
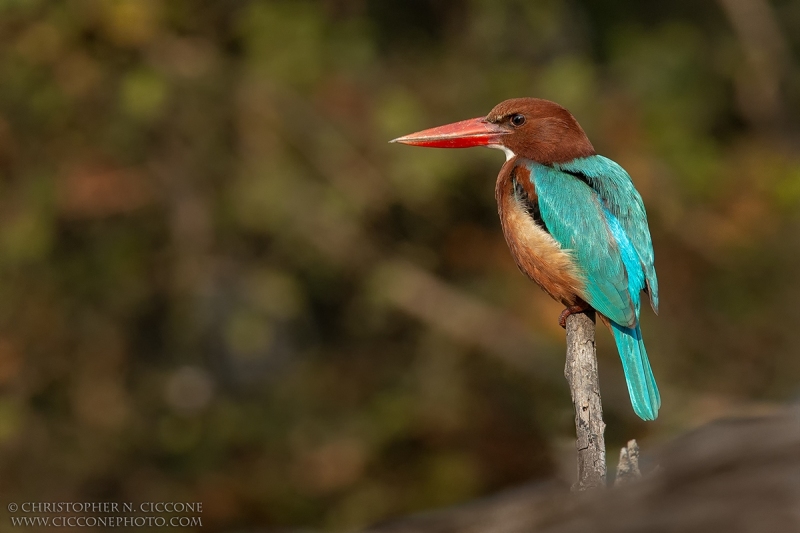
[611,322,660,420]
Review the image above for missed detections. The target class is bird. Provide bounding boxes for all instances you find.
[391,98,660,420]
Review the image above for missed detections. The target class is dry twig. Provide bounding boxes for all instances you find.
[563,310,606,490]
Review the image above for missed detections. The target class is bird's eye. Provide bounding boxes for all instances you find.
[510,114,526,127]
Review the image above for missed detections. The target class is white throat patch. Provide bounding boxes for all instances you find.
[487,144,516,161]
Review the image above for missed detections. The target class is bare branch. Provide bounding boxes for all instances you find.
[564,310,606,490]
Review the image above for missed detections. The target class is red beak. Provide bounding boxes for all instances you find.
[390,117,509,148]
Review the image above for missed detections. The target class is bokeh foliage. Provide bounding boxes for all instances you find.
[0,0,799,530]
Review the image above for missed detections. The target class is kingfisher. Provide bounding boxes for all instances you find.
[391,98,660,420]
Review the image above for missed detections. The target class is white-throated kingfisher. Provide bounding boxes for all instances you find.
[392,98,660,420]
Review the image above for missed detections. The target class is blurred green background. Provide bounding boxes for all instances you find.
[0,0,799,530]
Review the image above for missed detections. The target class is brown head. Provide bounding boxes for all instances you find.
[391,97,595,164]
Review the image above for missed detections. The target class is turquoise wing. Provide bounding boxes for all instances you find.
[553,156,658,312]
[528,162,642,327]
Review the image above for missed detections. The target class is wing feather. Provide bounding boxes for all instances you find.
[553,156,659,313]
[530,162,638,327]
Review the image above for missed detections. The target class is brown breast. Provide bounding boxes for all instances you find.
[495,159,586,307]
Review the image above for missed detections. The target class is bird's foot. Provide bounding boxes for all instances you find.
[559,303,590,329]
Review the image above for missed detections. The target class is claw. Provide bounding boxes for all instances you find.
[559,303,590,329]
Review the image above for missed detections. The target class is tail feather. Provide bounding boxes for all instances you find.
[611,322,660,420]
